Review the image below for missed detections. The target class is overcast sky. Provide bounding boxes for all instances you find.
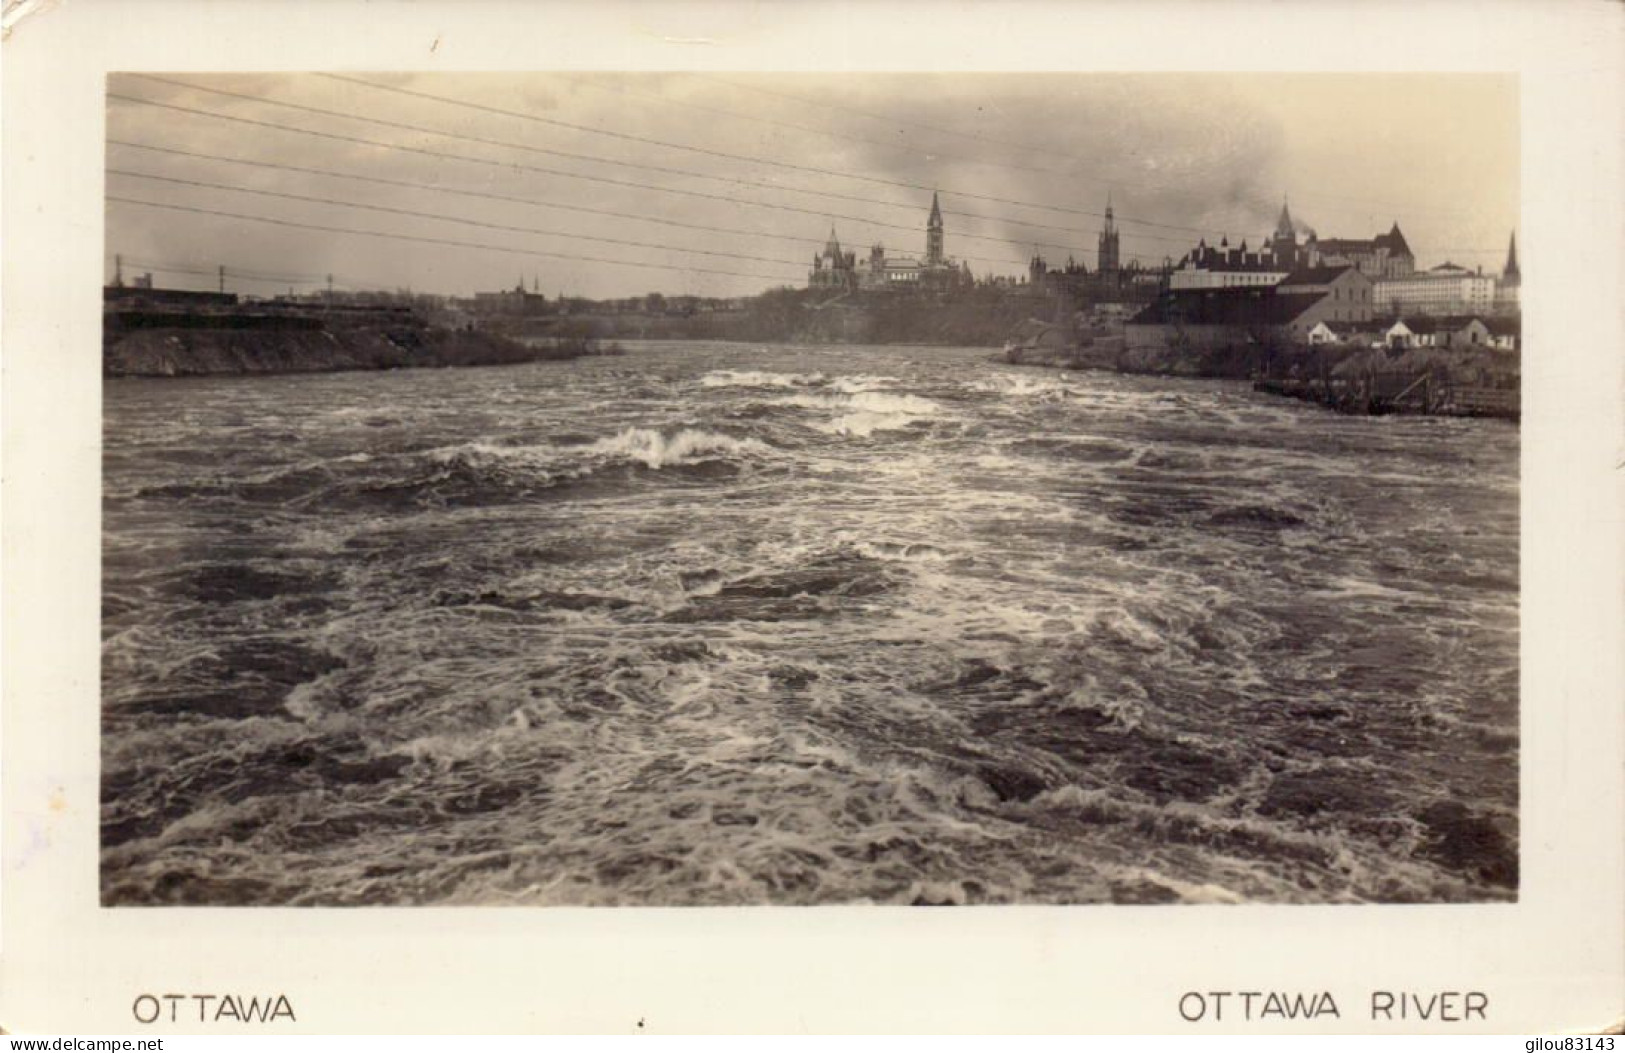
[104,72,1518,300]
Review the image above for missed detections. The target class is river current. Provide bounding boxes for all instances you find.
[101,341,1519,906]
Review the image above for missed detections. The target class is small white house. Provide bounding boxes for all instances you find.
[1307,321,1339,346]
[1384,318,1450,349]
[1383,319,1416,348]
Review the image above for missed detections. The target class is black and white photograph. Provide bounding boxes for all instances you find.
[6,0,1625,1036]
[97,71,1525,908]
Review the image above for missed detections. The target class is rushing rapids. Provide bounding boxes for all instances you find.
[101,341,1519,905]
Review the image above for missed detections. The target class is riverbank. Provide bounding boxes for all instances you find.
[1001,334,1520,421]
[103,310,587,378]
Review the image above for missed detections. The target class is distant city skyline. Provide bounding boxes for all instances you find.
[105,72,1519,301]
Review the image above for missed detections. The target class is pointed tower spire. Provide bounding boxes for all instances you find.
[925,192,944,267]
[1274,196,1295,240]
[1097,192,1120,275]
[1503,231,1520,282]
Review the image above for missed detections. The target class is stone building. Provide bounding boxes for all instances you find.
[813,192,970,293]
[1169,206,1418,291]
[1373,263,1498,317]
[1275,265,1374,326]
[1306,222,1416,278]
[1168,202,1299,290]
[1126,269,1373,352]
[472,277,551,317]
[808,227,858,291]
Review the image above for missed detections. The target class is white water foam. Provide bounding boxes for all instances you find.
[815,412,919,437]
[102,340,1520,908]
[776,390,946,437]
[971,374,1075,400]
[773,390,942,415]
[700,369,825,390]
[585,427,775,469]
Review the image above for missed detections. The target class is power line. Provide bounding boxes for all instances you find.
[121,75,1501,257]
[112,262,333,288]
[114,256,363,287]
[114,82,1505,286]
[697,74,1483,221]
[115,76,1004,234]
[321,72,1226,236]
[107,139,1047,271]
[124,261,310,283]
[654,73,1443,228]
[121,74,1205,244]
[107,94,1170,262]
[105,196,806,284]
[697,74,1108,168]
[547,74,1082,182]
[578,73,1492,235]
[120,253,346,285]
[108,168,818,270]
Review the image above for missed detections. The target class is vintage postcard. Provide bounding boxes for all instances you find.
[3,0,1621,1035]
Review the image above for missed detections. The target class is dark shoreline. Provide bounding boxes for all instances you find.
[1000,342,1520,422]
[102,320,593,378]
[102,327,1521,426]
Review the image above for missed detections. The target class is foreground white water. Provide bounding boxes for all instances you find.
[101,341,1519,905]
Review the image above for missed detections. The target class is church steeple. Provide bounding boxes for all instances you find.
[1097,192,1120,274]
[1503,231,1520,284]
[925,191,944,267]
[1274,197,1296,241]
[1270,195,1299,269]
[824,225,842,258]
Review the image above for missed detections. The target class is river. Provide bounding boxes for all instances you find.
[101,340,1519,905]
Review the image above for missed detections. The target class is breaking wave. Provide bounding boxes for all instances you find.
[585,427,774,469]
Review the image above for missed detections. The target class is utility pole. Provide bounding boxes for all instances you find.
[218,265,225,294]
[114,254,124,287]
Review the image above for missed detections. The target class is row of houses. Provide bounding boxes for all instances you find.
[1308,314,1520,351]
[1126,262,1520,354]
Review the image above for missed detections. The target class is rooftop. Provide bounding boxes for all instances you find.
[1130,287,1327,327]
[1279,265,1360,287]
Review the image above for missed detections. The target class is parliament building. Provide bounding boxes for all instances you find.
[808,192,972,293]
